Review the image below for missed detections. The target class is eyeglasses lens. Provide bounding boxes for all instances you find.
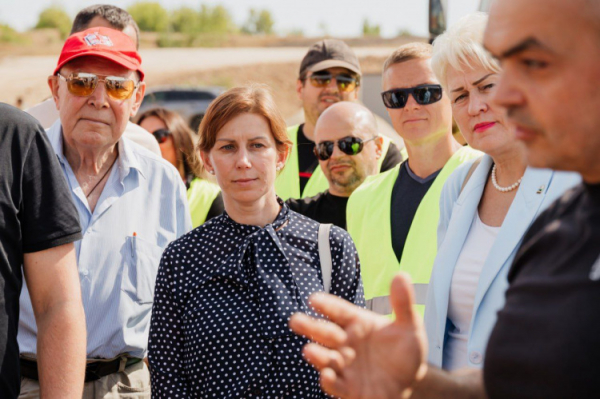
[152,129,170,144]
[309,73,357,92]
[64,73,136,100]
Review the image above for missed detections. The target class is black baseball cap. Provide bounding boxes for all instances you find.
[299,39,361,77]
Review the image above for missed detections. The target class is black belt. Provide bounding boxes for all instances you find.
[20,356,143,383]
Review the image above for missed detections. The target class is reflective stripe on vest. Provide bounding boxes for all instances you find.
[275,124,394,200]
[187,177,221,228]
[347,146,482,318]
[365,283,429,315]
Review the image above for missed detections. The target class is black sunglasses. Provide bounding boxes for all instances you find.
[381,84,443,109]
[314,136,377,161]
[152,129,171,144]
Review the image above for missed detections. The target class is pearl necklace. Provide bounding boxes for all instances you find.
[491,164,523,193]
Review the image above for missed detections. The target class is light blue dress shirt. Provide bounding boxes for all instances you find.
[18,120,192,359]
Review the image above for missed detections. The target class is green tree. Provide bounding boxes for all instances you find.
[242,8,275,35]
[362,18,381,37]
[34,6,71,39]
[198,4,235,34]
[171,7,199,33]
[127,2,169,32]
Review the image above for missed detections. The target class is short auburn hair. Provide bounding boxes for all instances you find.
[197,84,292,155]
[383,42,433,73]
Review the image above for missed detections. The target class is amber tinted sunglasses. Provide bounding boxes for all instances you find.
[308,72,359,92]
[56,72,139,100]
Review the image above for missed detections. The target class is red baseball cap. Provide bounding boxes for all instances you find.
[54,27,144,81]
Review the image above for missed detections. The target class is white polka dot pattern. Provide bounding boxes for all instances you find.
[148,202,365,397]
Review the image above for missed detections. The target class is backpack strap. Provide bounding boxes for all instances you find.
[318,224,333,293]
[460,157,483,194]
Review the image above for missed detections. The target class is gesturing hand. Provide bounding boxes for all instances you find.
[289,273,428,399]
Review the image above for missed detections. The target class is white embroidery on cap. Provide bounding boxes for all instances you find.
[589,253,600,281]
[84,33,114,47]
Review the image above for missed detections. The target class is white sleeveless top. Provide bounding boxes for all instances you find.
[443,211,500,371]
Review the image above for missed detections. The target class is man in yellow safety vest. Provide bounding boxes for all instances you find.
[346,42,481,317]
[276,39,403,200]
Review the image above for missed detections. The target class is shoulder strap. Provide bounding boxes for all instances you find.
[318,224,333,293]
[460,157,483,194]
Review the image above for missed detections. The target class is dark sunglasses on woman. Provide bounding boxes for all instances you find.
[152,129,171,144]
[381,84,443,109]
[314,136,377,161]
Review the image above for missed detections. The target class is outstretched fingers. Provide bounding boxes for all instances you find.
[308,292,370,328]
[289,312,347,348]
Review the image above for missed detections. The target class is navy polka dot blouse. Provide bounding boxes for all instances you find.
[148,201,365,398]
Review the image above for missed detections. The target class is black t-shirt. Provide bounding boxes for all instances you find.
[0,104,82,398]
[286,191,349,229]
[296,123,404,194]
[484,183,600,399]
[390,162,440,262]
[206,192,225,222]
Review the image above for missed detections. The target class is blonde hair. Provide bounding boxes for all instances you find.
[431,12,500,90]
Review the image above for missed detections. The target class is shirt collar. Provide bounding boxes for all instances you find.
[46,119,146,183]
[221,197,290,233]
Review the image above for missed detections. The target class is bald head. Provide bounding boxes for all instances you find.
[314,102,382,197]
[315,102,377,141]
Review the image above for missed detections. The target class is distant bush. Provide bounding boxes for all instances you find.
[34,6,71,39]
[362,19,381,37]
[170,7,199,34]
[196,5,236,35]
[0,24,28,44]
[242,9,275,35]
[128,2,169,32]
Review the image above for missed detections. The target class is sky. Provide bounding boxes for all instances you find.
[0,0,482,38]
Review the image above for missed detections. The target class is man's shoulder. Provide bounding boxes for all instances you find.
[286,191,327,214]
[0,103,45,144]
[351,164,401,201]
[123,137,178,177]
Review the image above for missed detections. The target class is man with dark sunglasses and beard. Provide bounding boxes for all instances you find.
[17,28,191,398]
[286,102,382,229]
[275,39,403,201]
[346,42,481,318]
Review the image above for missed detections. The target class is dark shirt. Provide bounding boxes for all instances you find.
[484,183,600,399]
[148,202,364,398]
[286,190,349,229]
[0,104,82,398]
[206,192,225,221]
[296,123,404,194]
[390,162,441,262]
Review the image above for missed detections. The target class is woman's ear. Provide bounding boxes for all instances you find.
[276,144,290,172]
[199,151,214,175]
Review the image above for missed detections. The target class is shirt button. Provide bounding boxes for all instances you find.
[251,387,262,395]
[469,351,483,364]
[81,269,89,276]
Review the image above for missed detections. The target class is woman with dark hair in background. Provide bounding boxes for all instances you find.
[137,108,224,227]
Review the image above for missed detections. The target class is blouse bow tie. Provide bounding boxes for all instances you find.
[215,206,306,338]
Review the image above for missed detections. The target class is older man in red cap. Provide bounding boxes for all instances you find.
[18,27,191,399]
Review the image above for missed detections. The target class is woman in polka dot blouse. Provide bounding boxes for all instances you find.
[148,84,365,398]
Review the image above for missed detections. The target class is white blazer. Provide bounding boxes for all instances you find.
[424,154,580,369]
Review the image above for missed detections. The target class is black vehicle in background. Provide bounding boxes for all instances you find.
[429,0,491,41]
[139,86,225,133]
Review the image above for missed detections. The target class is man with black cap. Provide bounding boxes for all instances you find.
[18,27,191,398]
[275,39,403,200]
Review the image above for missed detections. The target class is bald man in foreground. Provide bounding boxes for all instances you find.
[286,102,382,229]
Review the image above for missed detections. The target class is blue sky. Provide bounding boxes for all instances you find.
[1,0,481,38]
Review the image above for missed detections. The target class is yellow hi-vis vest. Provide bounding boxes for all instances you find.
[275,124,393,201]
[346,146,482,317]
[187,177,221,228]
